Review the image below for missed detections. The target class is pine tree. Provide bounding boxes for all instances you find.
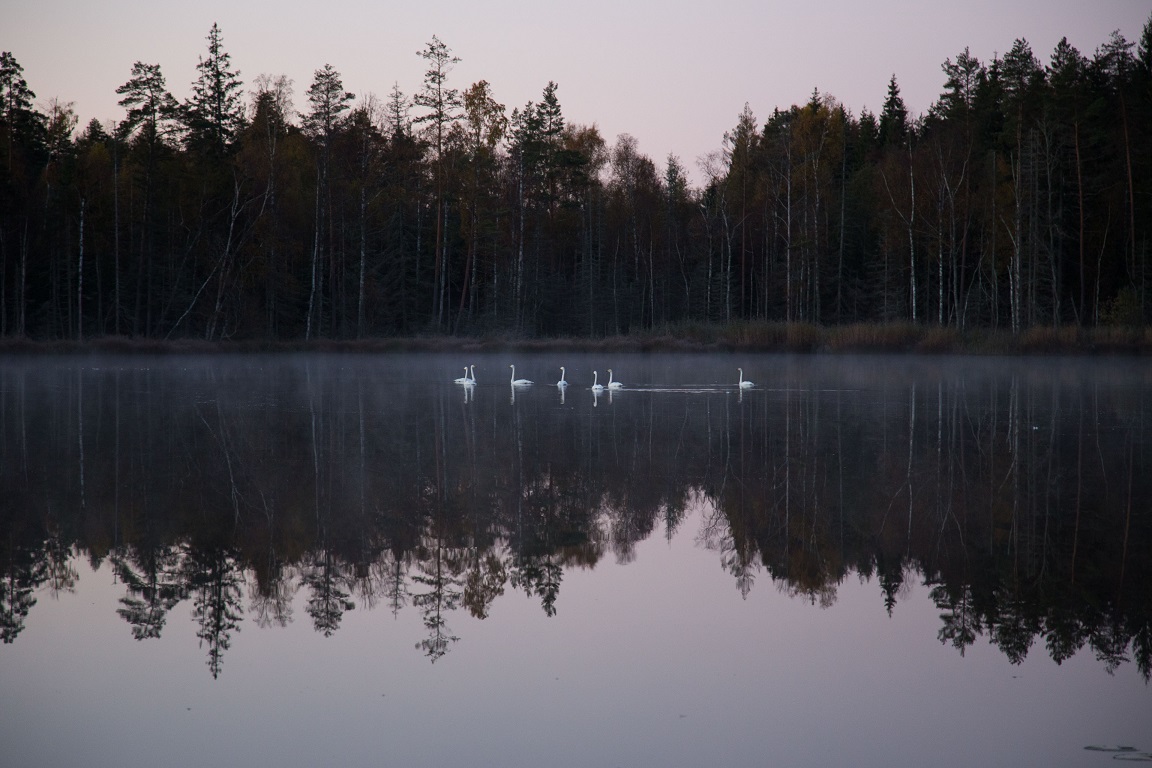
[0,51,45,168]
[0,51,48,336]
[304,65,354,142]
[414,36,462,328]
[936,48,984,126]
[116,62,179,144]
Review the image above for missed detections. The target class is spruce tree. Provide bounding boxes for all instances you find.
[878,75,908,146]
[185,23,245,157]
[302,64,354,338]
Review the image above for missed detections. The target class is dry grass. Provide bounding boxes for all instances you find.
[1017,325,1084,353]
[824,322,921,351]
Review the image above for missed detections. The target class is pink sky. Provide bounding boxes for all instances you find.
[8,0,1150,183]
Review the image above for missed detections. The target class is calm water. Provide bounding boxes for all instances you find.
[1,352,1149,768]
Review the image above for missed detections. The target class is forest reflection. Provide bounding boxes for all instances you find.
[1,356,1148,680]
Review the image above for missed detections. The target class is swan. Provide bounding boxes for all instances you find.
[467,364,477,385]
[591,371,604,391]
[509,365,533,386]
[607,369,623,389]
[738,368,754,388]
[453,366,470,384]
[556,366,568,387]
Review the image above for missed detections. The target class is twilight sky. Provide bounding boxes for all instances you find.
[8,0,1150,182]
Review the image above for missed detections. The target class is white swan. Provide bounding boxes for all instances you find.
[591,371,604,391]
[467,364,477,385]
[738,367,754,388]
[453,366,470,384]
[556,366,568,387]
[607,369,623,389]
[509,365,533,386]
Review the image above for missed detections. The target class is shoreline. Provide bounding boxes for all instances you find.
[1,323,1150,356]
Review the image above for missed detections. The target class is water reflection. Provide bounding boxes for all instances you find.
[1,354,1149,680]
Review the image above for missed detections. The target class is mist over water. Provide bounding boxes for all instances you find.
[1,353,1149,767]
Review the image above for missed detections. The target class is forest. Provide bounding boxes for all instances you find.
[1,17,1151,342]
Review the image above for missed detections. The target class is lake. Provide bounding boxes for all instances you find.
[1,352,1149,767]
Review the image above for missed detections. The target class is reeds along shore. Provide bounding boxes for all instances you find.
[0,322,1150,356]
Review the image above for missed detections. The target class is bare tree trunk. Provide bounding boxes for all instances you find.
[19,221,27,335]
[306,168,321,339]
[1095,218,1110,324]
[516,159,525,329]
[649,241,655,328]
[1042,123,1060,326]
[908,145,917,324]
[880,148,917,323]
[1119,93,1136,284]
[358,185,366,338]
[837,144,846,323]
[113,144,121,336]
[722,207,732,323]
[1075,124,1085,325]
[432,174,444,328]
[1008,150,1024,334]
[77,198,85,340]
[454,186,476,335]
[704,211,713,321]
[205,180,242,340]
[785,162,793,323]
[1,227,6,335]
[938,182,944,326]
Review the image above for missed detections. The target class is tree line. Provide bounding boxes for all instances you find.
[1,18,1151,341]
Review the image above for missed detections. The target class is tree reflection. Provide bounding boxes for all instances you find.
[463,551,507,620]
[112,544,185,639]
[1,358,1149,679]
[303,548,354,636]
[411,539,463,662]
[932,584,978,655]
[1,550,43,644]
[186,546,244,678]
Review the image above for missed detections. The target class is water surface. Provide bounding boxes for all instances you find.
[1,352,1149,767]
